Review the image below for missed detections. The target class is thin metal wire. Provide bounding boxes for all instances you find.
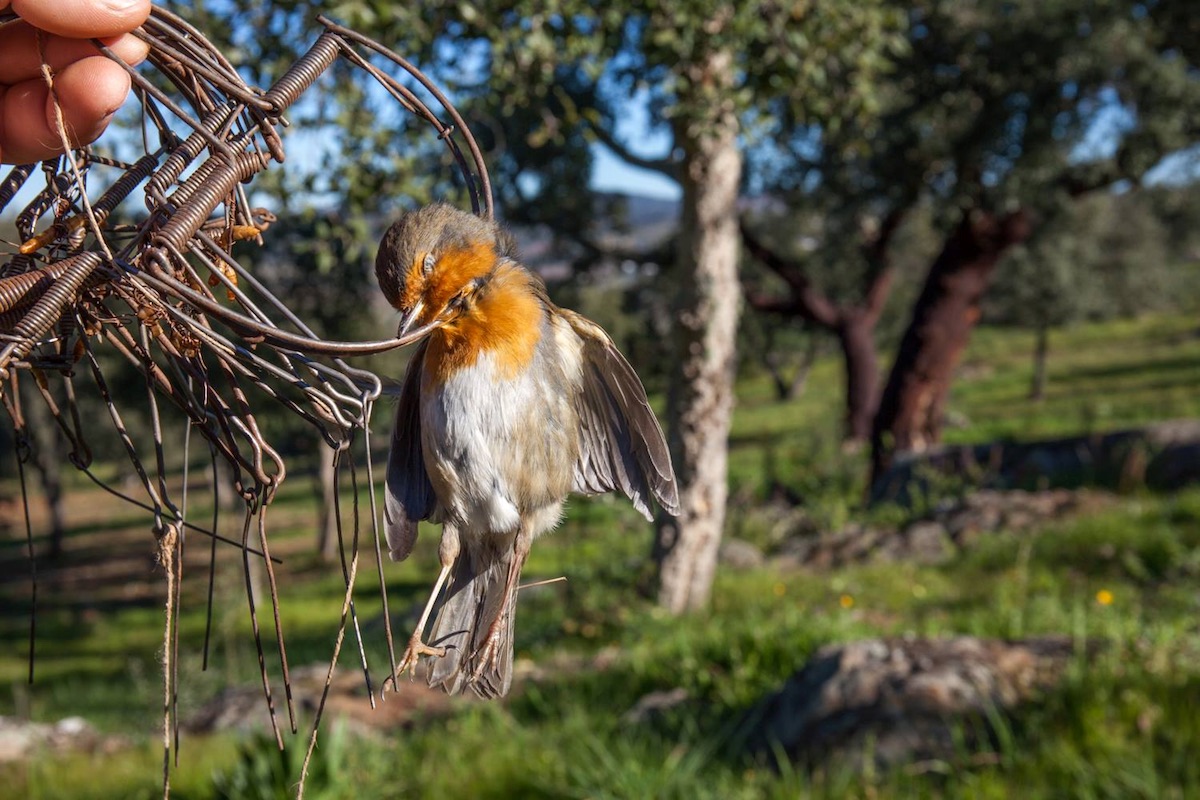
[201,442,220,671]
[239,507,284,751]
[4,377,38,684]
[338,445,375,704]
[256,506,298,735]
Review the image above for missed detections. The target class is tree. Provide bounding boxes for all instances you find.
[873,0,1198,481]
[15,379,68,558]
[742,0,1199,485]
[986,191,1178,401]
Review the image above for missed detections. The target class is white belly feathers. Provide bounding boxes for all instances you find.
[419,324,581,536]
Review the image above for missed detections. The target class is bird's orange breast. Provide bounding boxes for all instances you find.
[423,259,545,388]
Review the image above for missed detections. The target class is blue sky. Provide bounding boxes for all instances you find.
[590,143,680,200]
[588,88,681,200]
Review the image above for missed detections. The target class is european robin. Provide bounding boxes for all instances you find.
[376,203,679,698]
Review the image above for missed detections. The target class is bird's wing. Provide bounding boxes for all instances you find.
[384,339,437,560]
[560,309,679,519]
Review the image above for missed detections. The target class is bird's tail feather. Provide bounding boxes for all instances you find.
[425,546,517,698]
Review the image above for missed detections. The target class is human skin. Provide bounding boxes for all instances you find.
[0,0,152,164]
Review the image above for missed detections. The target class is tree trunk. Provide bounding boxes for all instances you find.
[764,351,792,401]
[1030,325,1048,401]
[788,335,820,400]
[871,210,1031,484]
[315,445,339,563]
[836,311,881,443]
[653,49,742,614]
[20,383,66,559]
[763,334,818,401]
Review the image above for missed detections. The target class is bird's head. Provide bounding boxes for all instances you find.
[375,203,517,341]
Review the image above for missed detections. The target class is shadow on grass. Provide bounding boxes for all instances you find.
[1050,353,1200,385]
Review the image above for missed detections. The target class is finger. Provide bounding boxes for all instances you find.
[0,57,130,163]
[0,85,8,163]
[0,21,149,83]
[0,78,58,163]
[9,0,151,39]
[51,55,131,147]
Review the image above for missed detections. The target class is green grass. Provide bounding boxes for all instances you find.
[3,313,1200,798]
[950,316,1200,442]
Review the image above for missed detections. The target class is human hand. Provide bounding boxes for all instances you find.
[0,0,152,164]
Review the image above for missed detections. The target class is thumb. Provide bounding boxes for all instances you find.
[7,0,152,39]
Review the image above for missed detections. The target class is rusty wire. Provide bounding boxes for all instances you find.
[0,8,493,797]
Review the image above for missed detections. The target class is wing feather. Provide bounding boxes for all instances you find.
[561,311,679,519]
[384,339,437,560]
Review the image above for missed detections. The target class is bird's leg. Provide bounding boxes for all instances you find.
[472,526,531,676]
[392,526,459,686]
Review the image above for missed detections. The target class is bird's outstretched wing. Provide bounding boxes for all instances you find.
[384,339,437,560]
[560,310,679,519]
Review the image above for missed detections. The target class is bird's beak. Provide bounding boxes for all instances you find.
[394,299,466,346]
[396,300,426,340]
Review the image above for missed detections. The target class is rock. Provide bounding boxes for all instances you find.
[743,636,1086,771]
[873,419,1200,504]
[773,535,816,569]
[1147,442,1200,490]
[719,538,766,570]
[871,531,909,562]
[0,715,106,762]
[513,645,620,683]
[184,663,459,736]
[775,489,1103,570]
[621,688,690,725]
[901,521,953,564]
[833,525,884,564]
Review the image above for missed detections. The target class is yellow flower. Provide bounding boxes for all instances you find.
[839,594,855,609]
[1096,589,1114,606]
[772,582,787,597]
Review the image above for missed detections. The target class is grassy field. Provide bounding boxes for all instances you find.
[2,313,1199,798]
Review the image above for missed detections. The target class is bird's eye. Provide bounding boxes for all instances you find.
[421,253,436,275]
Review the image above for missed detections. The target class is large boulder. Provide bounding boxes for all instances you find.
[744,636,1084,771]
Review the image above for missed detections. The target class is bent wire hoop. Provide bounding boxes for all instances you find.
[0,7,492,787]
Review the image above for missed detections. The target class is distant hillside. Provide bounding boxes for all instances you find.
[510,192,680,280]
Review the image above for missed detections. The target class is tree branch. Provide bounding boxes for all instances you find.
[862,267,895,323]
[587,119,679,180]
[743,292,804,315]
[859,207,906,322]
[1057,157,1132,197]
[740,221,841,329]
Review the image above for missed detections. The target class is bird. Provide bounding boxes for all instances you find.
[375,202,679,698]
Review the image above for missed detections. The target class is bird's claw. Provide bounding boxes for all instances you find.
[470,618,506,680]
[388,634,446,691]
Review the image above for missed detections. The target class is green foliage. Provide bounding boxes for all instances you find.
[987,188,1196,335]
[189,0,906,244]
[445,0,906,127]
[212,723,348,800]
[739,201,941,349]
[748,0,1200,285]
